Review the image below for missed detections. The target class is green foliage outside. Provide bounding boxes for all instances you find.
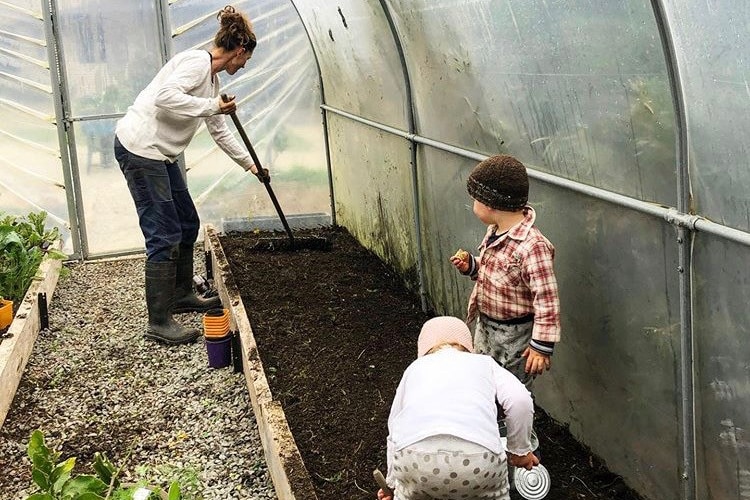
[25,430,181,500]
[187,122,326,195]
[0,211,65,305]
[271,164,328,185]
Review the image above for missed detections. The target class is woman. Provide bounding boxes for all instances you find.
[114,5,266,345]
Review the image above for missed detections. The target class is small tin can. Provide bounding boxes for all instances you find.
[514,463,551,500]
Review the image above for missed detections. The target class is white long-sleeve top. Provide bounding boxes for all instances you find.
[387,348,534,476]
[115,49,253,170]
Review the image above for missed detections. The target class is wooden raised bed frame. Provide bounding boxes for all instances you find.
[0,246,63,429]
[204,224,316,499]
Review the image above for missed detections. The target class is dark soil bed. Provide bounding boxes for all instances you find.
[220,226,644,500]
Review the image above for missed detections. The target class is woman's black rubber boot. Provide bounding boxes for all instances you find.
[171,247,222,313]
[144,260,201,345]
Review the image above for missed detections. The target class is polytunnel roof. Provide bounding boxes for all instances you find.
[1,1,749,259]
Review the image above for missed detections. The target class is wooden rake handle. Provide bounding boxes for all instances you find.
[220,93,295,244]
[220,94,264,174]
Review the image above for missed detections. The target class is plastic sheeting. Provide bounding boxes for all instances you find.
[387,0,676,204]
[0,0,68,235]
[294,1,409,127]
[663,1,750,233]
[0,0,328,256]
[693,236,750,500]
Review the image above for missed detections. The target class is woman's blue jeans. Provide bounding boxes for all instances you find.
[114,136,199,262]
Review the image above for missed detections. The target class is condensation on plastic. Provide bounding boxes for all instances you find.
[385,0,676,206]
[660,1,750,233]
[291,0,409,128]
[691,235,750,500]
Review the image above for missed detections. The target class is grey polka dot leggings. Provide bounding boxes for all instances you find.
[390,435,509,500]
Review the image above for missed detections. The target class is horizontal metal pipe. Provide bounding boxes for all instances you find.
[693,219,750,247]
[67,113,125,122]
[321,104,750,247]
[321,104,414,140]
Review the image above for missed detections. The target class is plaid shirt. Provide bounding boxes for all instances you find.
[466,206,561,343]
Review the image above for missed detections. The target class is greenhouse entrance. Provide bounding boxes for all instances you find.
[56,2,171,258]
[1,0,329,260]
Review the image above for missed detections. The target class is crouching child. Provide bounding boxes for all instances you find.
[377,316,539,500]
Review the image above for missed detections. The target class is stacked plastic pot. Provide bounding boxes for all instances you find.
[203,308,231,368]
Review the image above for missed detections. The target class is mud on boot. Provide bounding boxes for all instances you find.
[145,260,201,345]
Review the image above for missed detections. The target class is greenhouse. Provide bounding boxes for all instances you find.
[1,1,749,499]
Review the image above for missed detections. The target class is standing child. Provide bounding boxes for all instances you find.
[377,316,538,500]
[450,154,561,446]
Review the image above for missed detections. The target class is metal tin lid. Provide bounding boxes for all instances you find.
[514,463,551,500]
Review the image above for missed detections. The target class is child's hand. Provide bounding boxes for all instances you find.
[450,249,470,273]
[377,488,393,500]
[522,347,551,375]
[508,451,540,470]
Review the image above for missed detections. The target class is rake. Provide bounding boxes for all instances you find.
[222,94,331,252]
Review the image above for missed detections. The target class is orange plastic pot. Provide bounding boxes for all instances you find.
[205,325,230,338]
[204,324,230,338]
[204,307,228,320]
[203,315,229,327]
[203,308,230,338]
[204,316,229,328]
[0,298,12,330]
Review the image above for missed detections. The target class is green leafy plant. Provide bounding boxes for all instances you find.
[133,464,201,499]
[25,430,181,500]
[2,211,60,250]
[0,211,65,305]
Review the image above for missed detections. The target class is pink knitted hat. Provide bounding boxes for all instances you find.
[417,316,474,357]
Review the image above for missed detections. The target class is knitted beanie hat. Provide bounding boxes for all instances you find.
[466,155,529,210]
[417,316,474,357]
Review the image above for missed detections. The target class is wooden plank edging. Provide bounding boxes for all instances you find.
[0,247,63,428]
[204,225,317,500]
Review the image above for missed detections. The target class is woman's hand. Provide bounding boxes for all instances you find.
[248,164,270,183]
[218,94,237,114]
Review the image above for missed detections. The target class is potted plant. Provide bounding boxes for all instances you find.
[24,430,181,500]
[0,211,64,330]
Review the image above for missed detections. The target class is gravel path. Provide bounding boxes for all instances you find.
[0,256,276,499]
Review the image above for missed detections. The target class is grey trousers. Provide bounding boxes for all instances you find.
[474,315,535,391]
